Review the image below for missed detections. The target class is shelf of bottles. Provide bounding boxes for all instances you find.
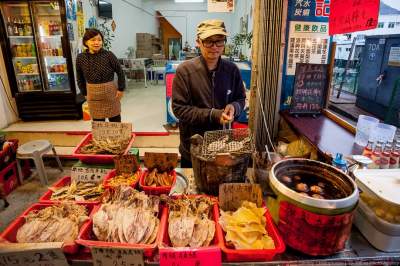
[2,2,42,92]
[33,1,69,91]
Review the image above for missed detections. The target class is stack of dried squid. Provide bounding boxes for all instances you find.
[50,180,104,201]
[92,186,160,244]
[80,138,129,155]
[166,197,215,248]
[16,204,89,243]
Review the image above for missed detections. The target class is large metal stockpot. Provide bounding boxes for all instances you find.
[267,159,359,256]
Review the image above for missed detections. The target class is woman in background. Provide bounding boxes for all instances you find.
[76,28,125,122]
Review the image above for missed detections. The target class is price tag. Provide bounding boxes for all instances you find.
[92,121,132,142]
[91,247,144,266]
[219,183,262,211]
[0,242,68,266]
[159,247,221,266]
[114,155,139,175]
[144,152,178,172]
[71,166,112,183]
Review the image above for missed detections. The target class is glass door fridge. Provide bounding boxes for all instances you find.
[31,1,70,91]
[1,2,43,92]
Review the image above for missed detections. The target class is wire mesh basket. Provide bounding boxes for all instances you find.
[201,128,254,157]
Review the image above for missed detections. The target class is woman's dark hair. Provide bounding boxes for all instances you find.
[82,28,103,48]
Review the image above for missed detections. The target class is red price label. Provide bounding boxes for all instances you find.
[159,247,221,266]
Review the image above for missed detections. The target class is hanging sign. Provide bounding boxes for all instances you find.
[0,242,68,266]
[92,247,144,266]
[329,0,379,35]
[290,63,328,115]
[92,121,132,142]
[286,21,330,75]
[219,183,262,211]
[159,247,221,266]
[207,0,234,13]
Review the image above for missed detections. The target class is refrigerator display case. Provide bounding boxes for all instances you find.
[0,0,83,120]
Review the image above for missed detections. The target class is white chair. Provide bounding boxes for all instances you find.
[16,140,63,185]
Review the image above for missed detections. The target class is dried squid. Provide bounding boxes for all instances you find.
[50,180,104,201]
[144,169,174,187]
[80,138,129,155]
[16,203,88,244]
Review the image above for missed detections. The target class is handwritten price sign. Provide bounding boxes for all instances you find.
[92,121,132,142]
[92,247,144,266]
[159,247,221,266]
[329,0,380,35]
[0,242,68,266]
[71,166,112,183]
[219,183,262,212]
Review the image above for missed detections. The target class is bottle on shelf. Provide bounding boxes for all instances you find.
[390,142,400,169]
[13,17,19,35]
[380,142,392,169]
[17,18,24,36]
[25,18,32,35]
[362,140,374,158]
[370,141,383,169]
[31,43,36,57]
[7,17,14,36]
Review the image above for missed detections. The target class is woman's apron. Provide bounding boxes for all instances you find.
[86,81,121,119]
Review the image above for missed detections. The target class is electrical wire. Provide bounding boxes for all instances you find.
[0,74,18,117]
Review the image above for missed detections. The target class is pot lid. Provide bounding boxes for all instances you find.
[354,168,400,207]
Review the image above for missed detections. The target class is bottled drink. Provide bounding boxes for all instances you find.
[7,17,14,36]
[390,144,400,169]
[18,18,24,36]
[371,141,383,169]
[25,18,32,35]
[380,143,392,169]
[362,140,374,158]
[31,43,36,56]
[13,18,19,35]
[49,21,53,35]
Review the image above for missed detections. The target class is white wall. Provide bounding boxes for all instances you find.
[83,0,158,57]
[230,0,253,59]
[144,0,234,48]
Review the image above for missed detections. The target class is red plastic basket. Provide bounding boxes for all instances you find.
[0,203,94,254]
[160,196,220,250]
[102,169,141,190]
[72,133,135,164]
[0,139,18,171]
[215,204,285,262]
[76,203,167,258]
[0,161,18,196]
[139,169,176,195]
[39,176,103,205]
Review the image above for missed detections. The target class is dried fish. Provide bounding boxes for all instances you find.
[93,186,160,244]
[107,172,139,188]
[50,180,104,201]
[166,197,215,248]
[144,169,174,187]
[80,138,129,155]
[16,204,88,244]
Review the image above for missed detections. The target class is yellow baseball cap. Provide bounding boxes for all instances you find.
[197,19,228,40]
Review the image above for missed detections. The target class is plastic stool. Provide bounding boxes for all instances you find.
[16,140,63,185]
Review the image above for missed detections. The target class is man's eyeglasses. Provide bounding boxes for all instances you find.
[202,39,226,48]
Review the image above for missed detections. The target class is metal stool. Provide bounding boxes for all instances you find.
[16,140,63,185]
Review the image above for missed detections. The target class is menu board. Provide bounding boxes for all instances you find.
[290,63,328,115]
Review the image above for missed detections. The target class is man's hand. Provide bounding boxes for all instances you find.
[219,104,235,124]
[116,91,124,100]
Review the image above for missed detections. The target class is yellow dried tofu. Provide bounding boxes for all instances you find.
[230,208,259,225]
[226,222,266,234]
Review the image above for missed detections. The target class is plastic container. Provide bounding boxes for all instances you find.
[354,200,400,252]
[354,115,379,146]
[76,204,167,258]
[0,203,94,254]
[139,169,176,195]
[72,133,135,164]
[0,161,18,196]
[102,169,141,190]
[369,123,397,144]
[215,203,285,262]
[39,176,103,205]
[0,139,18,171]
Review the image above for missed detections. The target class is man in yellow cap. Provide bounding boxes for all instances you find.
[172,19,246,168]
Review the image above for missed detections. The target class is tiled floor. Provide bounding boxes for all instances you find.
[3,81,167,133]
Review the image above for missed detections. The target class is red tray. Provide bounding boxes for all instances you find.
[102,169,141,190]
[0,203,94,254]
[215,203,285,262]
[0,161,18,196]
[39,176,103,205]
[139,169,176,195]
[160,195,220,250]
[72,133,135,164]
[76,203,167,258]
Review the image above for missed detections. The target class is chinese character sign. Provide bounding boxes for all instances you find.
[329,0,379,35]
[286,21,330,75]
[290,0,330,20]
